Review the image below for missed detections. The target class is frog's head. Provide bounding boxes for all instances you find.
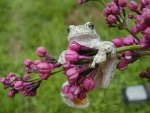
[67,22,100,42]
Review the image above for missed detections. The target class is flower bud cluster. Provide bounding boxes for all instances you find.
[112,36,140,70]
[0,73,39,97]
[61,41,97,101]
[0,47,59,98]
[24,47,59,80]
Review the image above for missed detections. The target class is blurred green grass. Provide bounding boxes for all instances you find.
[0,0,150,113]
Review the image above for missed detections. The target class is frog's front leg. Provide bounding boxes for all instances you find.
[90,41,116,68]
[58,51,67,64]
[101,41,116,57]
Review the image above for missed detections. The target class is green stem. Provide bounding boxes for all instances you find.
[27,68,64,82]
[116,45,141,53]
[51,68,63,75]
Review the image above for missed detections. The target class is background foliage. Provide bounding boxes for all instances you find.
[0,0,150,113]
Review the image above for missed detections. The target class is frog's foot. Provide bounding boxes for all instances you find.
[60,82,89,109]
[61,94,89,109]
[101,41,116,57]
[90,51,106,68]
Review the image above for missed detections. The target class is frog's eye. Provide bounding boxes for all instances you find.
[87,23,94,29]
[67,27,71,33]
[67,25,74,33]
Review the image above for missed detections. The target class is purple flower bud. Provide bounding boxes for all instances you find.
[140,36,150,49]
[112,38,123,47]
[131,25,140,34]
[144,27,150,36]
[34,60,42,65]
[65,50,89,62]
[23,75,30,81]
[124,51,133,60]
[117,60,129,71]
[28,91,37,96]
[0,77,5,83]
[66,67,79,82]
[108,2,119,15]
[122,36,135,46]
[14,81,24,91]
[146,67,150,73]
[107,15,117,24]
[83,78,95,91]
[62,84,71,94]
[103,7,111,16]
[68,92,77,100]
[76,0,89,4]
[78,91,87,100]
[21,90,28,96]
[128,1,138,12]
[24,59,33,67]
[69,85,81,95]
[37,62,51,80]
[128,13,134,19]
[68,41,81,51]
[62,61,71,69]
[139,72,147,78]
[36,47,47,57]
[8,90,16,98]
[118,0,127,7]
[7,73,16,84]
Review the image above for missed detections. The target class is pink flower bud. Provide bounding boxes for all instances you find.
[23,75,30,81]
[118,0,127,7]
[24,59,32,66]
[140,37,150,49]
[103,7,111,16]
[8,90,16,98]
[37,62,51,80]
[117,60,129,71]
[62,84,71,94]
[83,78,95,91]
[131,25,140,34]
[36,47,47,57]
[76,0,88,4]
[65,50,89,62]
[68,92,77,100]
[62,61,71,69]
[78,91,86,100]
[112,38,123,47]
[124,51,133,60]
[144,27,150,36]
[34,60,42,65]
[68,41,81,51]
[128,1,138,12]
[123,36,135,46]
[66,67,79,83]
[0,77,5,83]
[70,85,81,95]
[108,2,119,15]
[128,13,134,19]
[107,15,117,24]
[146,67,150,73]
[14,81,24,91]
[28,91,37,96]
